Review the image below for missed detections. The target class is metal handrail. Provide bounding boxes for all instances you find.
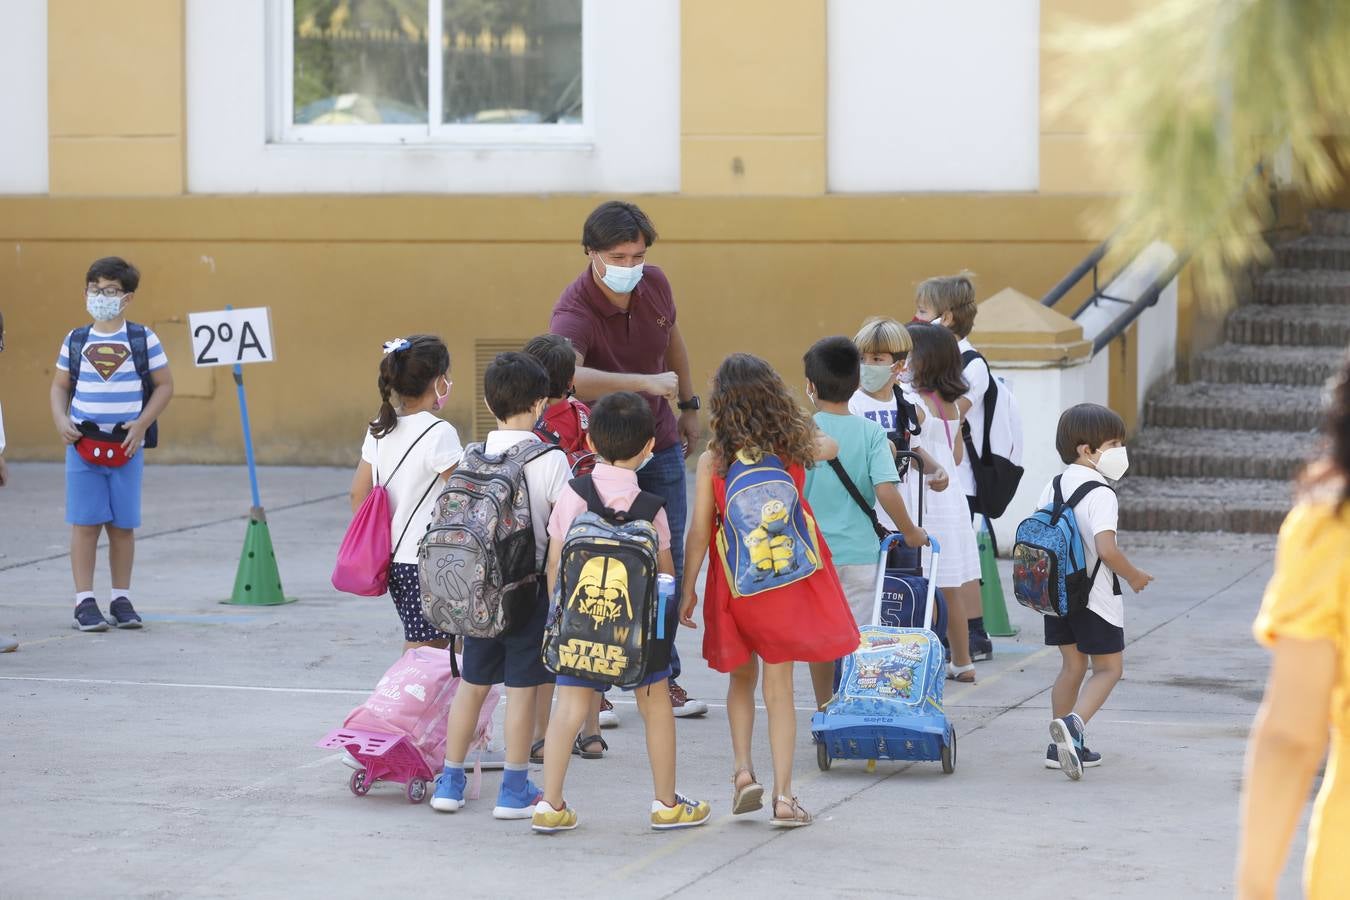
[1040,238,1111,310]
[1040,229,1187,356]
[1088,252,1190,354]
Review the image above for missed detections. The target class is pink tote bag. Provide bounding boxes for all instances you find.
[332,422,442,596]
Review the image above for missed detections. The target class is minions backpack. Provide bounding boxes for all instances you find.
[717,450,822,597]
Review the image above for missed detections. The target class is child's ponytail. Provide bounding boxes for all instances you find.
[368,335,451,439]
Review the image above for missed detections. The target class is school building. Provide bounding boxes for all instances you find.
[0,0,1323,514]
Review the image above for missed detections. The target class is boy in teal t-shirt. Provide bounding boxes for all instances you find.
[803,337,926,707]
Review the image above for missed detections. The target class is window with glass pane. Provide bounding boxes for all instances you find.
[441,0,582,125]
[289,0,582,132]
[293,0,430,125]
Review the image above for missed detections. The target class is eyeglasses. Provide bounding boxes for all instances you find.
[86,285,126,299]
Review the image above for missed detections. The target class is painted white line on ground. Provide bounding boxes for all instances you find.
[0,675,369,696]
[213,753,344,802]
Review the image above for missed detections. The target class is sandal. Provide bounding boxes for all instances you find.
[769,795,812,828]
[529,739,546,765]
[731,767,764,815]
[572,734,607,759]
[946,662,976,684]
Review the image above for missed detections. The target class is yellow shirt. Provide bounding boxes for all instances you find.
[1254,501,1350,899]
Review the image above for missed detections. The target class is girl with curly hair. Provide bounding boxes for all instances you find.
[679,353,859,828]
[1239,354,1350,899]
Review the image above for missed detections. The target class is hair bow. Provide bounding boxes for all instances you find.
[382,338,410,355]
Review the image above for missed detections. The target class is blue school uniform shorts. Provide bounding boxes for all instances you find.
[65,444,144,529]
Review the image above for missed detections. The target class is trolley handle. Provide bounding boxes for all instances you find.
[872,533,942,630]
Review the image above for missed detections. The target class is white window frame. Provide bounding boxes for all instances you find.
[187,0,679,194]
[0,0,49,193]
[270,0,594,147]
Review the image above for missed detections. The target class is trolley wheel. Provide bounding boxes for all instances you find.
[941,727,957,774]
[407,778,428,803]
[350,769,371,796]
[816,741,832,771]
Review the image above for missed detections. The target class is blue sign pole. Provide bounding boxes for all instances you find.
[226,304,261,509]
[232,365,262,510]
[222,304,292,605]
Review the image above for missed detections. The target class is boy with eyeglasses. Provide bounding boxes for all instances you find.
[50,257,174,632]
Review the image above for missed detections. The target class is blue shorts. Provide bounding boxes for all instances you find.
[65,444,144,529]
[555,665,673,694]
[460,589,555,689]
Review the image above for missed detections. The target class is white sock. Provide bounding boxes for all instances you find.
[111,589,131,603]
[75,591,96,606]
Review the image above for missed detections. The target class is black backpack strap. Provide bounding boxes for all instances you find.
[827,459,890,541]
[569,475,665,524]
[392,473,441,559]
[126,322,160,448]
[958,349,998,466]
[892,384,921,436]
[382,421,444,486]
[66,325,92,383]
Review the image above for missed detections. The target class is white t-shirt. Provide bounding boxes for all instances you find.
[1037,463,1123,627]
[957,337,990,498]
[483,429,571,568]
[848,388,905,530]
[360,412,464,565]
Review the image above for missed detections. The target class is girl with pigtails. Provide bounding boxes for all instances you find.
[348,335,464,649]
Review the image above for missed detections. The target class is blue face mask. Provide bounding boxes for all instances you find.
[595,258,644,294]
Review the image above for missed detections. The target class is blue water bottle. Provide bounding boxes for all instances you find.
[656,574,676,640]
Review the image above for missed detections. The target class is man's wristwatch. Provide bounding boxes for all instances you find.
[677,395,701,412]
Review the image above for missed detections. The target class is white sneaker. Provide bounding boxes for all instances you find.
[340,750,363,771]
[598,695,620,729]
[467,742,506,771]
[0,637,17,653]
[669,681,709,718]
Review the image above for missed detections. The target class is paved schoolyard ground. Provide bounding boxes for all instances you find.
[0,462,1302,899]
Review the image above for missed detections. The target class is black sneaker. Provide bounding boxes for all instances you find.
[107,597,143,629]
[968,627,993,662]
[1045,742,1102,770]
[73,598,110,632]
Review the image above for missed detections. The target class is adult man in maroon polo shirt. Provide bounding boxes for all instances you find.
[549,200,708,720]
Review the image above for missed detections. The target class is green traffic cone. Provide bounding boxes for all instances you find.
[977,518,1017,636]
[224,508,296,606]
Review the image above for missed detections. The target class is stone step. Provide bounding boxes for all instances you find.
[1255,269,1350,306]
[1116,477,1292,533]
[1193,343,1345,386]
[1275,236,1350,270]
[1309,209,1350,237]
[1145,382,1324,432]
[1225,303,1350,347]
[1130,426,1317,480]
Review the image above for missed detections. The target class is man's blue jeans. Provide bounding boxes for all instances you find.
[637,443,687,680]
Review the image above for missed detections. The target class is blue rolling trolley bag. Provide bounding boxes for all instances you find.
[878,451,947,635]
[812,533,955,774]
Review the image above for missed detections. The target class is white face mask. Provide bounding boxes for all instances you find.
[1093,446,1129,481]
[898,364,913,386]
[859,364,894,394]
[87,292,124,322]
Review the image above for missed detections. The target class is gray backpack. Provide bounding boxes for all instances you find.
[419,440,558,639]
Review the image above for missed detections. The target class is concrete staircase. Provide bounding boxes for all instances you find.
[1118,210,1349,533]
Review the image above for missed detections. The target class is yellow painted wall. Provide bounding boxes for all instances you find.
[47,0,184,196]
[0,195,1109,464]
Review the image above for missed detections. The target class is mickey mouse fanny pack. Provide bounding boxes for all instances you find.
[75,423,134,468]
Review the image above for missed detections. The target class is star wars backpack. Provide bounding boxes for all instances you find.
[717,450,821,598]
[418,440,558,639]
[542,476,667,689]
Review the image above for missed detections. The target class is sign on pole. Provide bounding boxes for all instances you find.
[188,307,275,367]
[188,305,293,606]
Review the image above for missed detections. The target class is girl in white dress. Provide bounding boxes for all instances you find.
[905,323,984,683]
